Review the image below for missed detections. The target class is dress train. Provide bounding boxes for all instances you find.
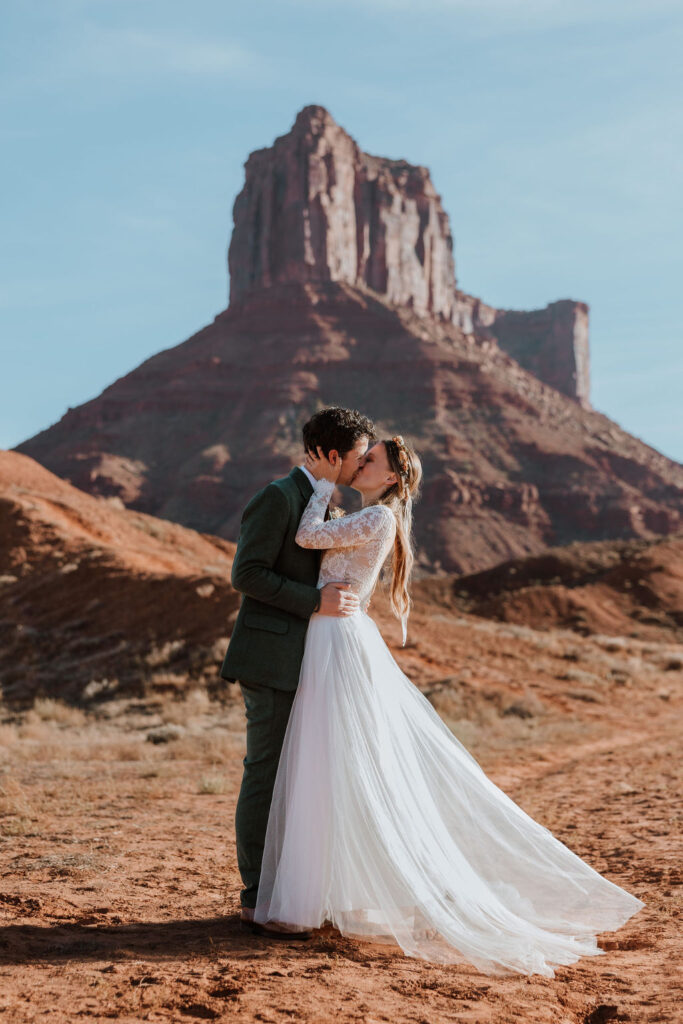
[254,611,645,977]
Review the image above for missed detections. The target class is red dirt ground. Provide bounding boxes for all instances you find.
[1,600,681,1023]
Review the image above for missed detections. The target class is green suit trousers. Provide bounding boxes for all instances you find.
[235,681,296,909]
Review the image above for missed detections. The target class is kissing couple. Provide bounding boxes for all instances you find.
[219,406,643,977]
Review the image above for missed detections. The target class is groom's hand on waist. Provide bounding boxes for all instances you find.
[318,582,360,617]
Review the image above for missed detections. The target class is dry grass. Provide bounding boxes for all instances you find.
[2,719,155,765]
[0,773,37,819]
[1,816,33,836]
[161,730,240,763]
[145,670,188,691]
[555,667,606,687]
[82,677,119,699]
[198,772,229,794]
[28,697,88,726]
[135,761,177,780]
[16,718,57,742]
[0,723,19,755]
[209,635,232,661]
[0,688,245,775]
[160,687,211,724]
[144,639,186,667]
[13,850,109,876]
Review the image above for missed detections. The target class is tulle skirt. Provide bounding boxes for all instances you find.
[253,610,645,976]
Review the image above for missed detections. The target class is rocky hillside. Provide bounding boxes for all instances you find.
[13,105,683,573]
[0,450,238,707]
[415,530,683,642]
[2,449,681,712]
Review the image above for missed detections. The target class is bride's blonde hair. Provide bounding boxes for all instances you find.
[375,436,422,644]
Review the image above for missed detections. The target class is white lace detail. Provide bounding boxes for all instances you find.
[296,479,396,610]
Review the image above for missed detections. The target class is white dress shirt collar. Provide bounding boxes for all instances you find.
[298,464,319,489]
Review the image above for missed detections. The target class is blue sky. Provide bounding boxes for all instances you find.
[1,0,682,462]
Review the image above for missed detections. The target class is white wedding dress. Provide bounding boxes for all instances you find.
[253,479,645,977]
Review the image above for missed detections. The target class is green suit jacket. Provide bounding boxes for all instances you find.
[219,467,322,691]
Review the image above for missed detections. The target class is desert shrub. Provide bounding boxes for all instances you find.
[31,698,87,727]
[144,639,186,667]
[198,773,228,794]
[161,688,211,725]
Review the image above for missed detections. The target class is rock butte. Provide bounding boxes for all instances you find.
[230,105,590,407]
[13,104,683,572]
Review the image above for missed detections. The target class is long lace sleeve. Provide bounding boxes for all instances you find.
[296,479,395,550]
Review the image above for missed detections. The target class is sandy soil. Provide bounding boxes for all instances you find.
[1,608,680,1024]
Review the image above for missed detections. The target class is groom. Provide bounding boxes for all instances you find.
[220,407,376,936]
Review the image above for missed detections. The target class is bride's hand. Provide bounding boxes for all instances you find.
[305,446,342,483]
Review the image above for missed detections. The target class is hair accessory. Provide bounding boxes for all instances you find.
[390,435,410,478]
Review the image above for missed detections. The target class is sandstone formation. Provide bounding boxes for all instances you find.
[230,105,589,405]
[13,105,683,573]
[416,530,683,640]
[453,291,590,408]
[229,106,457,326]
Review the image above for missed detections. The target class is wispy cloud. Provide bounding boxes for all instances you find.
[0,21,267,98]
[75,25,261,77]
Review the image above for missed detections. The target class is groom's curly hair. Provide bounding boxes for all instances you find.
[302,407,376,457]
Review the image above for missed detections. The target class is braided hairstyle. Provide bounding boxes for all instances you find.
[374,436,422,644]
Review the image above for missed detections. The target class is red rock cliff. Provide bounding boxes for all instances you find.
[454,292,590,409]
[229,105,589,405]
[229,105,457,323]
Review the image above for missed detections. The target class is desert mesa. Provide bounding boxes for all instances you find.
[12,104,683,574]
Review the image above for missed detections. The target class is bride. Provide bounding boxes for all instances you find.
[253,435,645,977]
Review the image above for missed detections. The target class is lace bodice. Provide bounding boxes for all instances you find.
[295,479,396,611]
